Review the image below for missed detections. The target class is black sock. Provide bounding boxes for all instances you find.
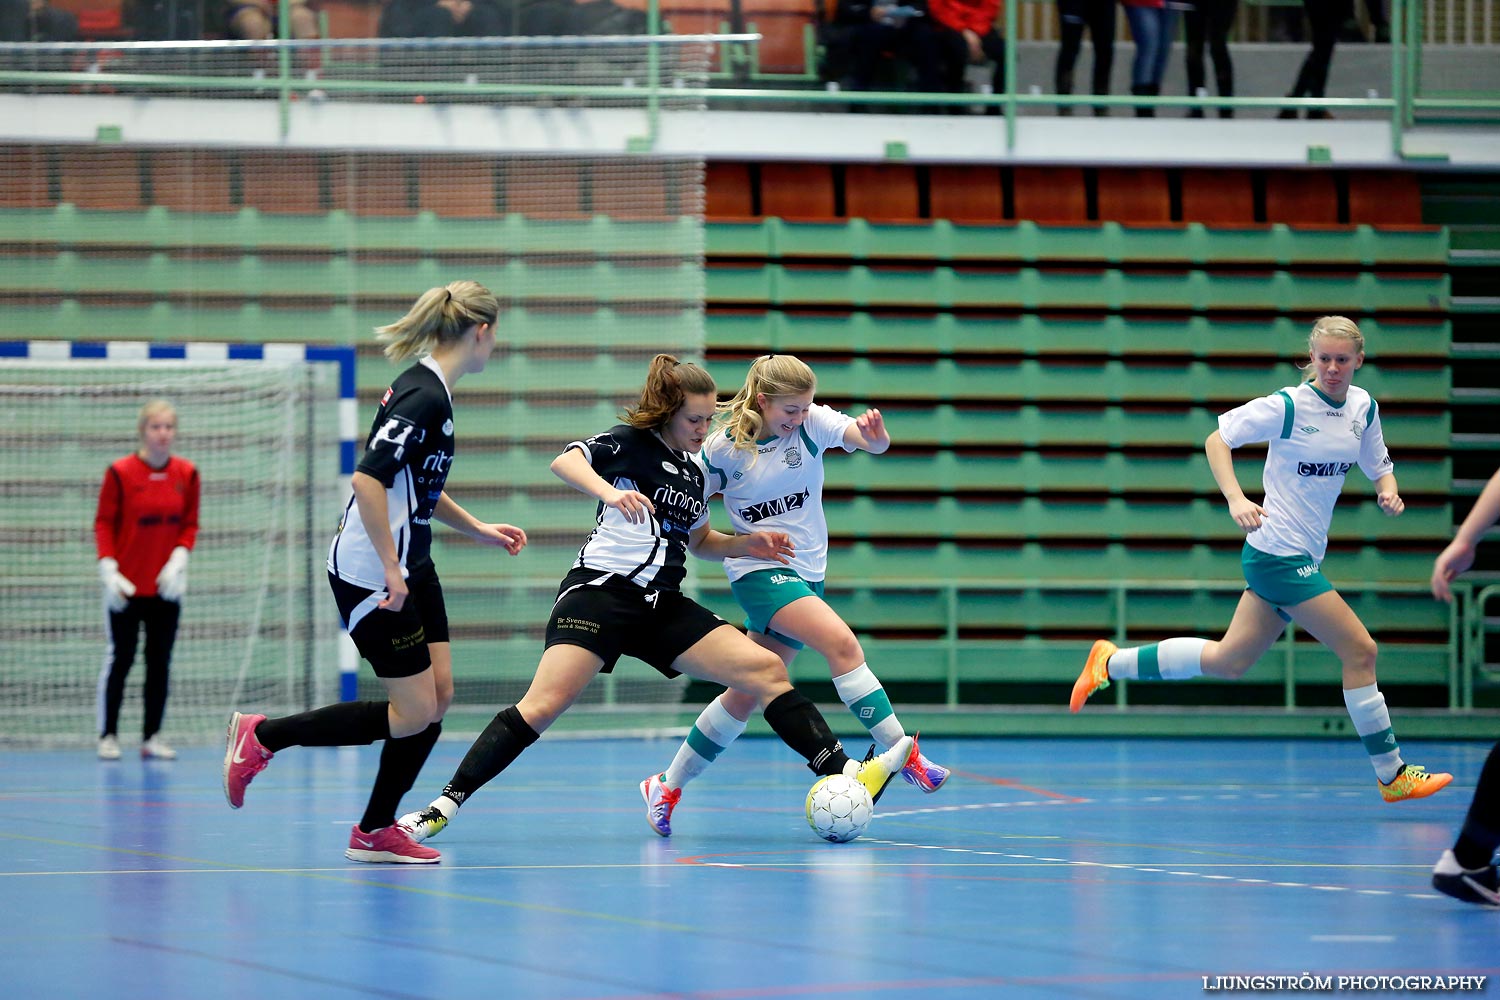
[255,700,391,753]
[1453,739,1500,869]
[440,706,539,806]
[762,690,850,777]
[358,721,443,833]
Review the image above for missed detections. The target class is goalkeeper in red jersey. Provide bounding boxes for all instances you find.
[94,400,200,761]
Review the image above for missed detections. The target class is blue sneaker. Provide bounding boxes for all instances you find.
[901,744,950,793]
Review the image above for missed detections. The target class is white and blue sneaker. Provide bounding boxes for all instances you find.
[901,748,950,793]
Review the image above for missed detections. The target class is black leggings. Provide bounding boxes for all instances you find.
[1184,0,1237,107]
[100,596,180,739]
[1289,0,1352,98]
[1054,0,1116,98]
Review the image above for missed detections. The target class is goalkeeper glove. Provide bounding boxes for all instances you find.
[98,557,136,613]
[156,546,190,603]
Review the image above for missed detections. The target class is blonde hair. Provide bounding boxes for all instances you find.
[1299,315,1366,375]
[719,354,817,454]
[137,399,176,437]
[375,280,499,362]
[624,354,717,431]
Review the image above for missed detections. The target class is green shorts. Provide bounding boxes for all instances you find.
[1240,542,1334,620]
[729,568,825,651]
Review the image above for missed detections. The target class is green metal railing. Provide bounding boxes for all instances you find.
[0,0,1495,159]
[453,575,1487,713]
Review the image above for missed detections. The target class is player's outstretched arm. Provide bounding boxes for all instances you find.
[844,407,890,455]
[688,525,794,564]
[1432,467,1500,602]
[433,492,527,555]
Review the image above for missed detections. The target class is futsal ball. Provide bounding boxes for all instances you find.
[805,773,874,843]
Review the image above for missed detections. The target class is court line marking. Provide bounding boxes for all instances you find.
[861,838,1448,901]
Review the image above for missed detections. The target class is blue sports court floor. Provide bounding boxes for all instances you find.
[2,736,1495,999]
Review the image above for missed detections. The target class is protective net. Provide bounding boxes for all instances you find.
[0,35,711,732]
[0,358,343,748]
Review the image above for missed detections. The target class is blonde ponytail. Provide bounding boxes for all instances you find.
[375,280,499,362]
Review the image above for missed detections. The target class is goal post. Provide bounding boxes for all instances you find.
[0,340,354,748]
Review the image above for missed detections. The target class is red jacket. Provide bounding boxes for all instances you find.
[95,453,199,597]
[928,0,1000,33]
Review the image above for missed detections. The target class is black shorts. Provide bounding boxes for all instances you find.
[544,568,729,677]
[328,570,449,679]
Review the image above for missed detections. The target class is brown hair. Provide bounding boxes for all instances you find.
[624,354,717,431]
[719,353,817,454]
[375,280,500,362]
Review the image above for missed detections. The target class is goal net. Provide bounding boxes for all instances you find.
[0,352,343,748]
[0,33,715,734]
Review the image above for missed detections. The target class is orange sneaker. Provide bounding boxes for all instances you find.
[1070,639,1118,713]
[1379,763,1453,803]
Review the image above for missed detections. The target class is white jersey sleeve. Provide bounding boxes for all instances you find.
[1357,398,1396,482]
[1217,392,1288,449]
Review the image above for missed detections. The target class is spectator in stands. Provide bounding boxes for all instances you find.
[124,0,199,39]
[226,0,318,39]
[1182,0,1235,117]
[379,0,507,37]
[95,400,199,762]
[392,354,919,849]
[1070,316,1453,804]
[1278,0,1351,118]
[1120,0,1181,116]
[1053,0,1115,115]
[928,0,1005,106]
[822,0,943,96]
[1428,467,1500,907]
[636,353,948,839]
[0,0,79,40]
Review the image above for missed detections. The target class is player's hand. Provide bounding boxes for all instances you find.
[1227,496,1267,533]
[855,408,889,451]
[380,563,409,611]
[1430,540,1474,603]
[98,557,136,612]
[156,546,190,603]
[475,523,528,555]
[604,487,656,525]
[1377,492,1405,516]
[743,531,795,564]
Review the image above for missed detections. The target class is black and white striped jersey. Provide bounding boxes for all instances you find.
[563,424,710,591]
[327,357,455,588]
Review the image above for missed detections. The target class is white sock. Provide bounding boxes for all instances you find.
[832,663,906,749]
[663,696,748,789]
[1107,638,1206,680]
[1343,683,1403,784]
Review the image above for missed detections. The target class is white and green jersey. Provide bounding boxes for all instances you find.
[1216,381,1394,562]
[701,403,855,584]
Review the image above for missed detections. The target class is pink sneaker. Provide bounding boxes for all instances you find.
[222,711,272,809]
[345,824,441,864]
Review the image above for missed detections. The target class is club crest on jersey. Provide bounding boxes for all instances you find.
[443,419,454,436]
[661,461,678,475]
[782,445,803,469]
[1351,423,1363,440]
